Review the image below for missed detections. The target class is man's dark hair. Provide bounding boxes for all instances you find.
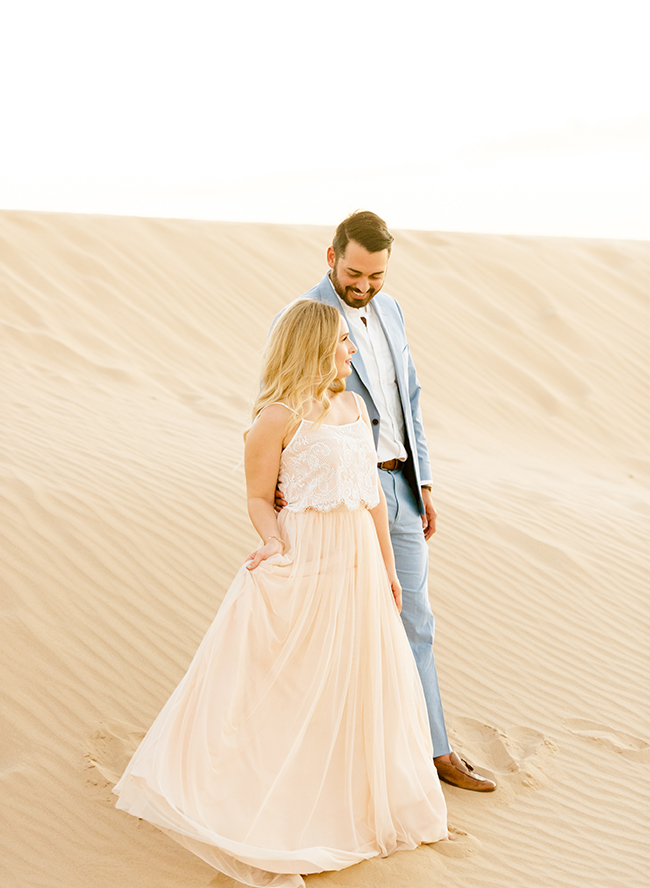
[331,210,394,258]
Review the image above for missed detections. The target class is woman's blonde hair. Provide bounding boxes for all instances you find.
[248,300,345,434]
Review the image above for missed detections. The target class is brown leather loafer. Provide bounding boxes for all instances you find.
[435,751,497,792]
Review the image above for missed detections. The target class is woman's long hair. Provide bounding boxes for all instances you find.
[247,300,345,436]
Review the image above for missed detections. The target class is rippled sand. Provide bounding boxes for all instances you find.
[1,211,648,888]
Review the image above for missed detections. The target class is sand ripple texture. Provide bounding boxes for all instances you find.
[1,212,648,888]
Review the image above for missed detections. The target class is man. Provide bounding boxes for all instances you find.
[296,210,496,792]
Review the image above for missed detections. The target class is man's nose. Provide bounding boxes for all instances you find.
[353,278,369,293]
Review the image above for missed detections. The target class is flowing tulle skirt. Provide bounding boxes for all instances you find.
[113,506,447,887]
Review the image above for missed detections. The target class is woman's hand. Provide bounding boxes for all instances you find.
[246,538,284,571]
[388,571,402,613]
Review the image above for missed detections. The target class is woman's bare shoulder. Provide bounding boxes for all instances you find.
[258,402,297,420]
[248,403,296,437]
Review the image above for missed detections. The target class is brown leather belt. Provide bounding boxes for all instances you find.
[377,459,403,471]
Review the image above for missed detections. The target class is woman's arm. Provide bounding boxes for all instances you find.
[368,484,402,612]
[244,405,293,570]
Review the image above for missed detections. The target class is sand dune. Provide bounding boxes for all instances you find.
[1,210,648,888]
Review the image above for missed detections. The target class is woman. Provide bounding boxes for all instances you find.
[113,300,448,887]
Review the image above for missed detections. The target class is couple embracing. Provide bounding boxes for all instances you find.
[113,211,495,887]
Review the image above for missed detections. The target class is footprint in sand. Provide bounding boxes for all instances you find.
[564,719,650,762]
[83,720,146,805]
[431,824,482,858]
[447,716,557,795]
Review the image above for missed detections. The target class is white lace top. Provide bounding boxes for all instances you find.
[277,396,380,513]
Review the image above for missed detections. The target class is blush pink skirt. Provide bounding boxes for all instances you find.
[113,506,447,887]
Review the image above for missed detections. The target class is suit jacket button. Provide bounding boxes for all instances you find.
[372,419,379,425]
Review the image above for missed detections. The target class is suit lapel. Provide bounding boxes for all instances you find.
[315,274,375,401]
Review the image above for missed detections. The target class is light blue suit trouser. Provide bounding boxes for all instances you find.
[379,468,452,757]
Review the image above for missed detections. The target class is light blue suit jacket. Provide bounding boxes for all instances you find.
[302,274,432,514]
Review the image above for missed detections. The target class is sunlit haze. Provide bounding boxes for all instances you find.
[1,0,648,238]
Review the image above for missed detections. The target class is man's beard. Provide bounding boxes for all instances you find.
[330,266,377,309]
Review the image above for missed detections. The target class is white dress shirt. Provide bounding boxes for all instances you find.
[329,277,408,463]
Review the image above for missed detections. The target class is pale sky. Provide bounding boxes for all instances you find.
[1,0,648,238]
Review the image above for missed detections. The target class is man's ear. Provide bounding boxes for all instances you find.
[326,246,336,269]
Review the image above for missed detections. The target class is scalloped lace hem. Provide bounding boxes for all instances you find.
[283,498,379,513]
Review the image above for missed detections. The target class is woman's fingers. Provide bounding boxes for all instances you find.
[246,541,284,570]
[246,552,262,570]
[391,580,402,613]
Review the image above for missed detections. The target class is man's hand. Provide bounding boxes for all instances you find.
[274,485,287,512]
[421,488,438,540]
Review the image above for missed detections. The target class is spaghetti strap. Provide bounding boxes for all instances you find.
[351,392,363,421]
[259,401,299,415]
